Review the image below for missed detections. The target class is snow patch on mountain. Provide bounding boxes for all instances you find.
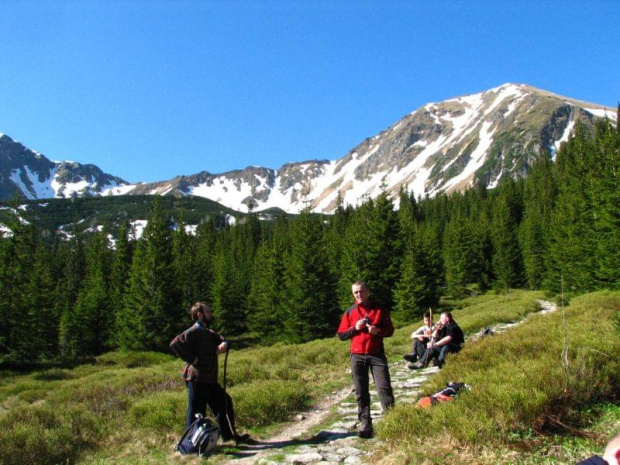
[583,107,616,120]
[52,178,90,197]
[189,176,250,207]
[103,184,137,196]
[551,120,576,160]
[444,121,497,192]
[10,166,56,199]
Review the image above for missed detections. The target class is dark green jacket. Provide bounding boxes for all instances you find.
[170,322,224,383]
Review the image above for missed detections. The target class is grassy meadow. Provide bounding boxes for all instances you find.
[1,290,618,464]
[378,290,620,464]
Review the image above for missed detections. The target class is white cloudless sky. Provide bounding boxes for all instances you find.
[0,0,618,183]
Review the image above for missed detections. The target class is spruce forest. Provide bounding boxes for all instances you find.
[1,120,618,366]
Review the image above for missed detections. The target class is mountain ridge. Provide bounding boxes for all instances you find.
[1,83,616,213]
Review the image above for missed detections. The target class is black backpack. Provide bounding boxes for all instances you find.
[176,414,220,457]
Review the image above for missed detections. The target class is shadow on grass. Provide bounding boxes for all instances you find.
[0,356,96,374]
[217,429,358,459]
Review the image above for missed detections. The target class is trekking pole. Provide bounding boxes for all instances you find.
[222,344,236,439]
[223,344,229,392]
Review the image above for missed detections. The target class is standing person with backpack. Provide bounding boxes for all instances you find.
[337,281,395,438]
[170,302,250,445]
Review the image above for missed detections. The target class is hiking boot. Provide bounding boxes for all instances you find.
[403,353,417,363]
[234,433,253,445]
[407,361,425,370]
[431,358,444,368]
[358,420,373,438]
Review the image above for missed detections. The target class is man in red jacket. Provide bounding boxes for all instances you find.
[337,280,395,438]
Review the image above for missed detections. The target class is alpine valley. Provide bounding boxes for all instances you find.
[1,83,616,215]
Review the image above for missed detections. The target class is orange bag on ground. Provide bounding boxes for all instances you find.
[415,382,468,409]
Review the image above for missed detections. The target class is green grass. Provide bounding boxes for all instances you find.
[377,290,620,464]
[0,290,617,464]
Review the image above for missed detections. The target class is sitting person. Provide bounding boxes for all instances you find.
[403,311,432,363]
[408,311,464,369]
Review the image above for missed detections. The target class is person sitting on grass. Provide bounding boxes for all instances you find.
[408,311,464,369]
[403,311,432,363]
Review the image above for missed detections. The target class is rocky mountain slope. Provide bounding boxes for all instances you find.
[0,134,126,200]
[1,84,616,213]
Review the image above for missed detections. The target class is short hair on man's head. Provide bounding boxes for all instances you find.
[424,311,432,319]
[190,302,209,322]
[352,280,368,290]
[441,311,453,322]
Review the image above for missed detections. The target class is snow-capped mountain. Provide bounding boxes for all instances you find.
[1,84,616,213]
[0,134,126,200]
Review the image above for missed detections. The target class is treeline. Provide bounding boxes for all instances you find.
[0,120,618,364]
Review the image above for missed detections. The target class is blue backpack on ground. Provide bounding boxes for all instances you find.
[176,414,220,457]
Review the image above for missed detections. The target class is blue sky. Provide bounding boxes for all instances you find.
[1,0,618,183]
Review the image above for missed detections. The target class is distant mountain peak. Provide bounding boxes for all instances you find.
[0,133,127,200]
[1,84,616,213]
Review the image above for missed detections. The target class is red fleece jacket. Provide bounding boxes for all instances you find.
[337,301,394,355]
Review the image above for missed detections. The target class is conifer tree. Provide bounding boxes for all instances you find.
[0,206,39,363]
[247,214,289,342]
[592,119,620,288]
[546,124,598,293]
[337,200,374,309]
[443,212,479,298]
[210,215,259,335]
[519,154,556,289]
[210,240,247,335]
[173,217,199,312]
[194,218,219,303]
[247,240,285,342]
[393,222,443,324]
[26,239,60,360]
[283,209,337,342]
[116,198,180,351]
[61,232,112,356]
[324,200,350,291]
[491,194,525,291]
[366,192,401,310]
[108,220,133,334]
[474,208,495,291]
[56,235,87,355]
[56,235,86,313]
[337,193,400,311]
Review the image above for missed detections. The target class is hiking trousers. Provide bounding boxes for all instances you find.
[411,339,428,360]
[186,381,237,440]
[421,343,462,366]
[350,353,395,423]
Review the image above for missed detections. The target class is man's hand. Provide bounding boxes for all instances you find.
[355,319,367,331]
[217,341,228,354]
[367,325,379,335]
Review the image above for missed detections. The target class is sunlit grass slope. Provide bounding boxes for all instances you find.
[378,291,620,464]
